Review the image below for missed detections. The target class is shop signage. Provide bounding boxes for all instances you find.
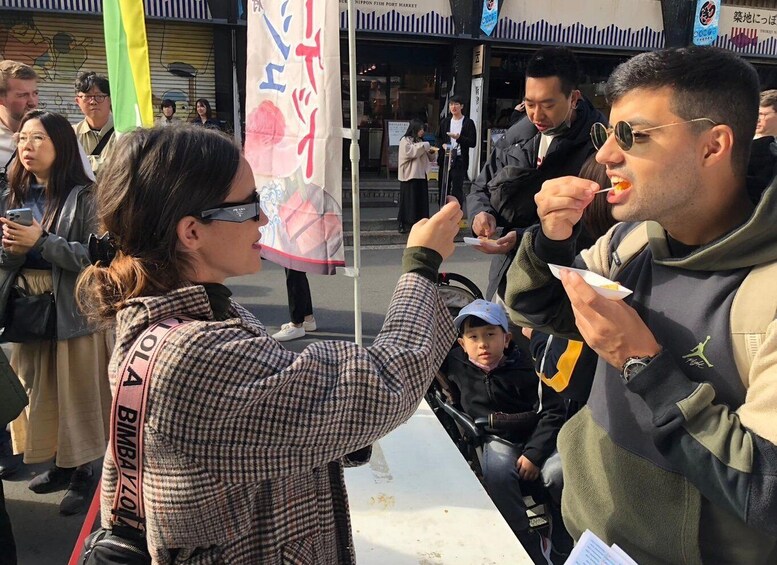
[480,0,498,36]
[337,0,454,36]
[492,0,777,59]
[468,77,484,181]
[472,44,485,76]
[693,0,720,46]
[493,0,665,50]
[0,0,211,19]
[245,0,345,274]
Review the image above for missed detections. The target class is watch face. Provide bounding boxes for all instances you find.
[622,357,650,382]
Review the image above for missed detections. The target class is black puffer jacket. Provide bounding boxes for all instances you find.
[442,344,565,466]
[467,96,607,298]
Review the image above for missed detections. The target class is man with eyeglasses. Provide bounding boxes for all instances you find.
[501,46,777,564]
[73,71,116,174]
[747,89,777,200]
[468,47,606,301]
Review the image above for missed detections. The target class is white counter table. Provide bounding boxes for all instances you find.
[345,400,532,564]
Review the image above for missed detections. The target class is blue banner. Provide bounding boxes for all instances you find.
[480,0,498,36]
[693,0,720,46]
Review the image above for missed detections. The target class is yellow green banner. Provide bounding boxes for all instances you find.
[103,0,154,132]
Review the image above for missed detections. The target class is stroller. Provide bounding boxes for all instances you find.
[428,273,555,539]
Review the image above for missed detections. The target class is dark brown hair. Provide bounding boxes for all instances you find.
[579,154,616,241]
[6,110,92,228]
[77,125,240,321]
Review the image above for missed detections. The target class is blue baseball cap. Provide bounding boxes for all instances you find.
[453,299,509,332]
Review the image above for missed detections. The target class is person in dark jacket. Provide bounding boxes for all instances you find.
[747,89,777,202]
[442,299,564,562]
[468,47,607,300]
[437,95,476,207]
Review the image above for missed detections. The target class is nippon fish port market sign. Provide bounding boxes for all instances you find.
[491,0,777,59]
[717,7,777,58]
[492,0,665,50]
[245,0,345,274]
[338,0,455,36]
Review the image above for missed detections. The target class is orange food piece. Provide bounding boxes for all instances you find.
[614,181,632,193]
[599,283,620,290]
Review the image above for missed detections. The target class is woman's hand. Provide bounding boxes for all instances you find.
[406,197,462,260]
[1,217,44,254]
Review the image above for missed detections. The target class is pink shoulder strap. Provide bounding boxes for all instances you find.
[109,316,193,531]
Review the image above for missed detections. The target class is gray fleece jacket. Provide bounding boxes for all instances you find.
[1,185,97,340]
[502,181,777,564]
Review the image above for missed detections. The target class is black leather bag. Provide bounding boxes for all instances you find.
[82,528,151,564]
[1,273,56,343]
[486,165,544,229]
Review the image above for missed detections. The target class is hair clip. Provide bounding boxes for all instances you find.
[88,232,117,266]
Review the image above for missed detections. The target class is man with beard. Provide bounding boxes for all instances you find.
[502,46,777,564]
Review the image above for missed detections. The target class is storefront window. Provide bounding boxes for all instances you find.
[341,41,450,172]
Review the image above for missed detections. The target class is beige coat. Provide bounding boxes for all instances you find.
[398,137,435,182]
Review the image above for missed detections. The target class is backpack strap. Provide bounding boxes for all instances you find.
[608,221,651,281]
[90,128,115,156]
[730,261,777,387]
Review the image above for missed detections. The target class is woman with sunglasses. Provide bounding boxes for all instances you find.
[77,125,462,563]
[0,110,111,515]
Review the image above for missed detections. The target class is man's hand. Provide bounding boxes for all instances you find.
[535,176,599,241]
[473,230,518,255]
[1,217,44,255]
[516,455,540,481]
[560,269,661,369]
[471,211,497,238]
[406,197,462,261]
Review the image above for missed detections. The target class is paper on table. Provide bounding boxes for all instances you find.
[564,530,638,565]
[548,263,632,300]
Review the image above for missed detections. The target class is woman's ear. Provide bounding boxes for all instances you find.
[176,215,204,252]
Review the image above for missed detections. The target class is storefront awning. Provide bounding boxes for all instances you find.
[0,0,211,20]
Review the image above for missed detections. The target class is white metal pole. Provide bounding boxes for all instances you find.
[347,0,362,345]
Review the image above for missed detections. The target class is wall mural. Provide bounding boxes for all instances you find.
[0,11,216,123]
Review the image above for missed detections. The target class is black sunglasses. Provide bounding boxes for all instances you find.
[590,118,717,151]
[198,192,263,223]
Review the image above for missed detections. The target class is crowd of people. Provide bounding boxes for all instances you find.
[1,41,777,565]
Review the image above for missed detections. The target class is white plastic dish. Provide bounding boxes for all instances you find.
[547,263,632,300]
[463,236,499,248]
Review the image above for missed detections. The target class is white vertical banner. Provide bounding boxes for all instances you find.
[245,0,345,274]
[468,77,484,182]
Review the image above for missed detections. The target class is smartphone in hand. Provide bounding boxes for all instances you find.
[5,208,33,226]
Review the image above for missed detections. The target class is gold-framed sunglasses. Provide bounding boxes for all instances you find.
[590,118,717,151]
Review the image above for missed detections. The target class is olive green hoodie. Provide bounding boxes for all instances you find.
[502,181,777,564]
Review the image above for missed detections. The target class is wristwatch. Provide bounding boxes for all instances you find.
[620,355,657,383]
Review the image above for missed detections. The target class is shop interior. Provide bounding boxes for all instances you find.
[340,40,451,174]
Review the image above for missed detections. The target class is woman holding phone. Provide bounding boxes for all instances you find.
[0,110,111,515]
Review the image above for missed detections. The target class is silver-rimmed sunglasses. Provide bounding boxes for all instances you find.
[198,193,263,223]
[590,118,717,151]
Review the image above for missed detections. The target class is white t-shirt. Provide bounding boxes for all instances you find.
[0,120,15,171]
[537,132,555,167]
[449,116,463,150]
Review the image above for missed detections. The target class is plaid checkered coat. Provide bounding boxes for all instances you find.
[100,274,455,564]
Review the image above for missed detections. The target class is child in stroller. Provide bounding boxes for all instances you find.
[430,291,565,564]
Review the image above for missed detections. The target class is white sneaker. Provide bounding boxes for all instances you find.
[272,323,305,342]
[302,317,317,332]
